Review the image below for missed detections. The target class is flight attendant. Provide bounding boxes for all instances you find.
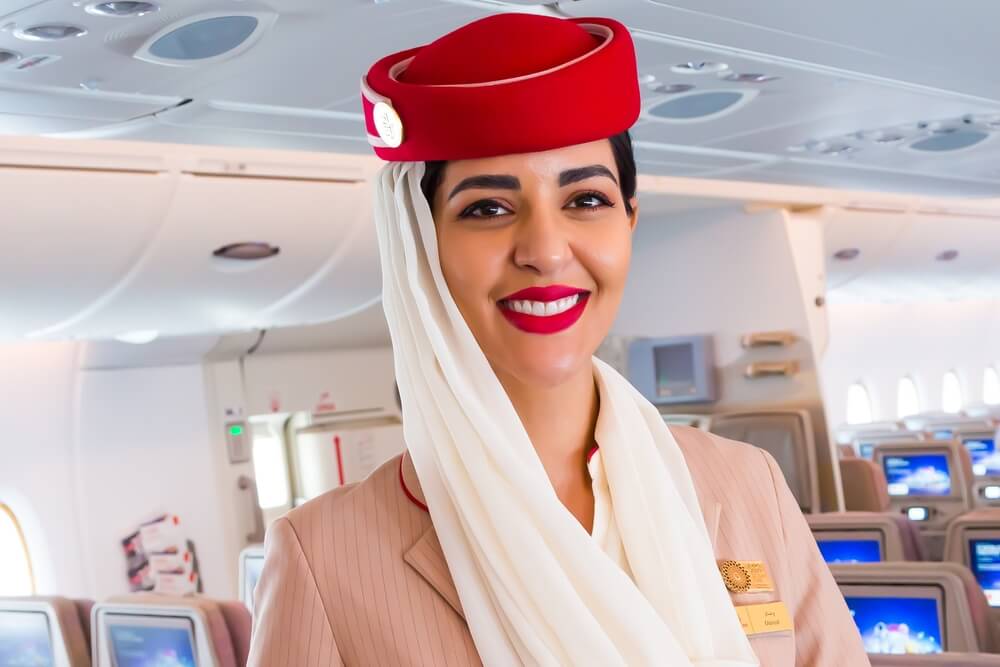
[248,13,867,667]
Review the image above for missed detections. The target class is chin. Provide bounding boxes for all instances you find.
[504,346,589,388]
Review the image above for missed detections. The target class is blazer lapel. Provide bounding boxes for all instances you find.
[400,452,466,621]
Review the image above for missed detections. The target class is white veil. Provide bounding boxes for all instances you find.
[373,160,759,667]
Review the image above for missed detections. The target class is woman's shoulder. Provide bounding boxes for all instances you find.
[669,425,775,469]
[668,425,783,500]
[276,452,429,555]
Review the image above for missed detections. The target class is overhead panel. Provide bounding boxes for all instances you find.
[54,172,376,339]
[0,166,174,338]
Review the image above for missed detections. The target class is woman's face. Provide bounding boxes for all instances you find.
[432,139,638,389]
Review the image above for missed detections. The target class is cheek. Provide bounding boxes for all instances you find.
[436,228,507,315]
[585,223,633,296]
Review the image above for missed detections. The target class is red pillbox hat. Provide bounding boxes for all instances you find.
[361,13,640,162]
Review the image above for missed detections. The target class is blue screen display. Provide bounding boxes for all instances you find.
[0,611,54,667]
[859,443,875,460]
[964,438,1000,477]
[110,623,196,667]
[970,539,1000,607]
[817,539,882,564]
[845,596,943,654]
[883,454,952,496]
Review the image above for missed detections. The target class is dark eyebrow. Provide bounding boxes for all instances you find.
[447,174,520,201]
[559,165,618,188]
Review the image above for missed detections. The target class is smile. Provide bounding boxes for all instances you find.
[497,285,591,335]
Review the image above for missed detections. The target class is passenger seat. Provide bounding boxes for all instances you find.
[93,594,247,667]
[838,456,924,560]
[0,596,92,666]
[831,562,997,654]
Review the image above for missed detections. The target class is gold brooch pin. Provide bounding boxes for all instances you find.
[719,560,752,593]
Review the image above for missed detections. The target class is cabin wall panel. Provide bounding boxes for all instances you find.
[610,205,839,509]
[612,206,819,407]
[822,300,1000,425]
[75,364,232,599]
[0,341,88,597]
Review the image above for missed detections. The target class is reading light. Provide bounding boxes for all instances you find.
[833,248,861,261]
[115,330,159,344]
[906,507,929,521]
[820,143,857,156]
[671,61,729,75]
[213,242,280,260]
[720,72,780,83]
[86,2,159,17]
[14,24,87,41]
[653,83,695,94]
[984,485,1000,500]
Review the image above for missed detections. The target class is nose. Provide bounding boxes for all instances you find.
[512,207,573,276]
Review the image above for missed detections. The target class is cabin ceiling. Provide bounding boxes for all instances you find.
[0,0,999,198]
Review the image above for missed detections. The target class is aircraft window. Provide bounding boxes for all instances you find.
[0,503,35,595]
[985,367,1000,405]
[846,383,874,425]
[942,371,963,414]
[897,376,921,419]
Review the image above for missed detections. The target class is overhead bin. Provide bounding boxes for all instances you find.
[0,165,176,338]
[0,136,381,341]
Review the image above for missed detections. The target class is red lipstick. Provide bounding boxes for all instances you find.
[497,284,590,335]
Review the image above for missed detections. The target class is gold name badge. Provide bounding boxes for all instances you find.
[718,560,774,593]
[737,601,793,636]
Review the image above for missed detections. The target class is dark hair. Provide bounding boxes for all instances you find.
[420,130,637,216]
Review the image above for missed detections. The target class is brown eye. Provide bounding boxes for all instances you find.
[567,192,613,210]
[459,200,512,219]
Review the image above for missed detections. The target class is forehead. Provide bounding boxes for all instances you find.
[438,139,617,185]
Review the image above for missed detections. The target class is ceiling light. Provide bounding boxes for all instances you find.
[212,242,280,260]
[833,248,861,261]
[0,49,20,65]
[638,74,657,85]
[720,72,780,83]
[115,330,159,344]
[670,61,728,75]
[910,130,988,152]
[936,249,959,262]
[142,14,262,63]
[14,24,87,41]
[86,2,159,17]
[860,130,905,144]
[653,83,694,94]
[647,91,751,121]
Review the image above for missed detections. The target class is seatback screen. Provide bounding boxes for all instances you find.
[244,556,264,609]
[970,539,1000,607]
[109,618,197,667]
[883,454,952,496]
[0,610,54,667]
[816,539,881,564]
[845,596,943,654]
[964,438,1000,477]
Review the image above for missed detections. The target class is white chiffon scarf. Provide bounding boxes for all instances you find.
[373,160,759,667]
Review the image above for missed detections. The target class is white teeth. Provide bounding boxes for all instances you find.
[503,294,582,317]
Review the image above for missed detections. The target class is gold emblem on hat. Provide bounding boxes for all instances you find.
[718,560,752,593]
[373,101,404,148]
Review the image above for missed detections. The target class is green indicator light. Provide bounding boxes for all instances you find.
[229,425,244,437]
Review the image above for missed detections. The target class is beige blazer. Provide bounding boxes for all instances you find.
[247,426,869,666]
